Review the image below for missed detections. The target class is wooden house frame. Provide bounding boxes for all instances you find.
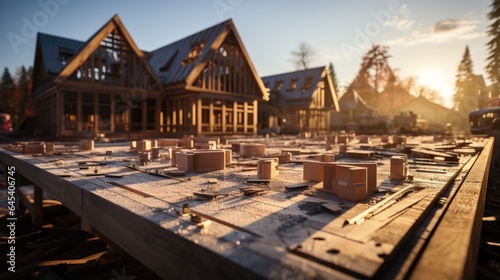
[260,67,339,134]
[32,15,267,138]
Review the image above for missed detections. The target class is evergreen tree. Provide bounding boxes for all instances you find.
[17,65,32,121]
[0,67,15,113]
[328,62,339,94]
[486,0,500,95]
[453,46,475,112]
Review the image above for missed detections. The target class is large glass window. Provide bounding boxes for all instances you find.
[63,92,77,130]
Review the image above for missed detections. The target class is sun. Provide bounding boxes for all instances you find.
[417,68,454,107]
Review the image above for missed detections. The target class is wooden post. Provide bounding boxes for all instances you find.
[253,100,258,134]
[33,185,43,226]
[243,102,248,133]
[110,94,115,132]
[94,93,99,135]
[233,101,237,133]
[197,98,202,135]
[77,91,82,132]
[209,101,214,133]
[56,89,63,136]
[222,102,227,133]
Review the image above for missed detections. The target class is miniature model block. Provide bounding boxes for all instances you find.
[390,155,408,179]
[257,158,279,179]
[130,141,137,151]
[315,153,335,162]
[394,136,407,145]
[231,142,241,153]
[196,140,217,150]
[336,165,367,202]
[139,151,151,162]
[380,135,390,143]
[240,143,266,157]
[337,136,349,144]
[137,140,152,152]
[178,139,194,149]
[276,152,292,163]
[177,150,225,172]
[303,160,325,182]
[339,144,348,155]
[45,143,55,155]
[281,148,301,155]
[358,136,370,144]
[158,138,179,147]
[23,142,45,154]
[341,163,377,194]
[151,147,161,159]
[323,162,339,193]
[224,149,232,164]
[80,140,94,151]
[169,147,183,166]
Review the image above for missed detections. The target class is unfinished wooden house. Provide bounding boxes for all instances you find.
[260,67,339,134]
[31,15,268,138]
[148,19,268,135]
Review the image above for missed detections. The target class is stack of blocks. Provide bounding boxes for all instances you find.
[257,158,279,179]
[390,155,408,179]
[80,140,94,151]
[336,165,367,202]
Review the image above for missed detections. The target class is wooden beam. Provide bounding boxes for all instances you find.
[410,137,493,280]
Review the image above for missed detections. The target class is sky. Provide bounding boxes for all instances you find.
[0,0,494,108]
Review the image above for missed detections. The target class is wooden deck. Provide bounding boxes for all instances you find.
[0,136,493,279]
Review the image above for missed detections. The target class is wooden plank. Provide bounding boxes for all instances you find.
[410,137,493,280]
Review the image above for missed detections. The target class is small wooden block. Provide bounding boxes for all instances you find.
[246,178,270,184]
[208,179,218,184]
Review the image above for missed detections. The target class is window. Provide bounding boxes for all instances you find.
[273,80,284,92]
[182,41,205,65]
[287,79,298,91]
[302,76,313,90]
[63,92,77,130]
[59,47,74,66]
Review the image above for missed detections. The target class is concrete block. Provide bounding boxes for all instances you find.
[151,147,161,159]
[340,163,377,194]
[303,160,324,182]
[24,142,45,154]
[336,165,367,202]
[257,158,279,179]
[158,138,179,147]
[276,152,292,163]
[339,144,347,155]
[390,155,408,179]
[323,162,339,193]
[178,139,194,149]
[177,150,226,172]
[337,136,349,144]
[80,140,94,151]
[240,143,266,157]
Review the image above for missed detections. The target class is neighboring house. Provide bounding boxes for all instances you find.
[378,84,415,115]
[260,66,339,134]
[395,96,459,129]
[31,14,267,138]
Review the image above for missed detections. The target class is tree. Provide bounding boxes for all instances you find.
[350,44,396,109]
[290,42,315,70]
[328,62,339,93]
[453,46,475,112]
[485,0,500,95]
[0,67,15,113]
[17,66,33,121]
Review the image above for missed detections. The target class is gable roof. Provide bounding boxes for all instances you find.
[396,95,450,112]
[148,19,268,100]
[261,66,339,109]
[53,14,162,88]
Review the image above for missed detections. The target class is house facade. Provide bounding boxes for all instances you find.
[260,67,339,134]
[32,15,267,138]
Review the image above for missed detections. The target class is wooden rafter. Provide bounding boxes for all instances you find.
[53,14,163,93]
